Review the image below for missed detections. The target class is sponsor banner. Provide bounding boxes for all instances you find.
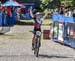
[58,22,64,42]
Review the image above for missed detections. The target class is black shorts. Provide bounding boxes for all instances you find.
[34,28,41,35]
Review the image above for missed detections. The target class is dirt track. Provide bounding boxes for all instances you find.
[0,25,74,61]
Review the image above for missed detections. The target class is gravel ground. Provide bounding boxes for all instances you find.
[0,25,74,61]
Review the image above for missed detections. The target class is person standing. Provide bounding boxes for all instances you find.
[0,6,3,26]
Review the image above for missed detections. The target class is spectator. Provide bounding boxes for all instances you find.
[7,7,12,17]
[73,9,75,17]
[16,8,21,21]
[64,9,68,17]
[54,8,59,14]
[0,6,2,26]
[60,7,64,15]
[2,7,7,26]
[67,8,73,17]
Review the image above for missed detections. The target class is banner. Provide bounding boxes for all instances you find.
[53,21,58,40]
[58,22,64,42]
[66,23,75,42]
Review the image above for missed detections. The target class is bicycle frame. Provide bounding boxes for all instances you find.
[34,31,41,57]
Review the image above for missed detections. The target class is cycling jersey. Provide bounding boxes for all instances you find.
[34,17,43,29]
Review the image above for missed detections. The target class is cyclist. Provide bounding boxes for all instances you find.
[30,8,48,50]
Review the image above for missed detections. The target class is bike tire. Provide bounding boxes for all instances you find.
[34,37,40,57]
[34,48,39,57]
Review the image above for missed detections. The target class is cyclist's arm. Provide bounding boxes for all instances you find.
[36,13,48,25]
[40,13,48,22]
[42,13,48,20]
[30,8,34,18]
[42,9,49,20]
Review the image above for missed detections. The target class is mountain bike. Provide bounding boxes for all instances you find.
[34,31,41,57]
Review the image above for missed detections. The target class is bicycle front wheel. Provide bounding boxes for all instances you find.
[34,37,40,57]
[34,47,39,57]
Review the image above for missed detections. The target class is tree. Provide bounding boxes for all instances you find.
[61,0,73,6]
[40,0,61,10]
[72,0,75,7]
[40,0,52,11]
[34,0,40,9]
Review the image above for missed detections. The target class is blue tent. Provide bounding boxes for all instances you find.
[52,14,74,22]
[52,13,65,22]
[73,17,75,22]
[52,13,59,21]
[64,17,74,23]
[58,14,65,22]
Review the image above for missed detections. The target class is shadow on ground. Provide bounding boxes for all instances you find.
[39,54,73,58]
[0,34,14,36]
[15,21,34,26]
[0,54,72,59]
[54,41,75,49]
[15,21,49,26]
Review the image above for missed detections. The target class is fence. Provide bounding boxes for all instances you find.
[52,13,75,48]
[0,11,16,34]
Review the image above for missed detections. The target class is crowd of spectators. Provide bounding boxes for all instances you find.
[54,6,75,18]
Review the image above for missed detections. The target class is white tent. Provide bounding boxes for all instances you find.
[2,0,23,6]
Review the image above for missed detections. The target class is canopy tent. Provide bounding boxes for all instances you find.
[52,14,74,23]
[2,0,23,6]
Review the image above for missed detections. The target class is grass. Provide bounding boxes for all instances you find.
[19,19,52,25]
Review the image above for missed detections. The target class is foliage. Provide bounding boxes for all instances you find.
[72,0,75,7]
[40,0,75,10]
[40,0,61,11]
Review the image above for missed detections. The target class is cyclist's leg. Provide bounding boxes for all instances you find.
[32,34,35,46]
[32,28,36,50]
[39,28,41,47]
[39,34,41,47]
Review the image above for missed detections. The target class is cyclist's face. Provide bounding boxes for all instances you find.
[36,14,42,19]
